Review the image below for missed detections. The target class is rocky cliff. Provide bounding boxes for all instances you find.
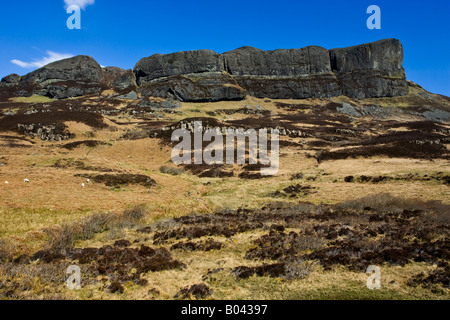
[329,39,407,99]
[1,38,408,101]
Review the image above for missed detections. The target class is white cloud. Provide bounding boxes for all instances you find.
[64,0,95,10]
[11,51,74,69]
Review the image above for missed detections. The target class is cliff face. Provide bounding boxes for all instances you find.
[329,39,407,99]
[134,38,408,101]
[1,38,408,101]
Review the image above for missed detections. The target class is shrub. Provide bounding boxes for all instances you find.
[122,204,148,222]
[80,212,112,240]
[45,212,115,251]
[45,224,79,251]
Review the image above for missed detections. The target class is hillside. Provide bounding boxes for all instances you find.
[0,39,448,300]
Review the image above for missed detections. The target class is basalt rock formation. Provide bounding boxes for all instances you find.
[1,38,409,102]
[329,39,407,99]
[15,55,104,99]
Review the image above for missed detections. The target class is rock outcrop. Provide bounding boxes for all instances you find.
[19,55,104,99]
[329,39,407,99]
[135,50,223,83]
[1,38,409,101]
[17,123,73,141]
[134,38,407,101]
[0,74,21,87]
[221,46,341,99]
[135,50,246,102]
[20,55,103,84]
[102,67,137,91]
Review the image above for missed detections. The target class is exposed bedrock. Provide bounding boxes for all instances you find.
[3,39,408,101]
[329,39,408,99]
[134,39,408,101]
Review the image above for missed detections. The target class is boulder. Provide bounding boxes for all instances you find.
[20,55,103,84]
[116,91,138,100]
[17,55,104,99]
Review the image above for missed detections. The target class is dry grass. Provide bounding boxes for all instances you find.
[0,94,449,300]
[9,95,55,103]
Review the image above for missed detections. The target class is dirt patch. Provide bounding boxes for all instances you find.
[75,173,156,188]
[183,164,234,178]
[319,140,448,161]
[408,262,450,289]
[64,245,185,285]
[23,245,177,291]
[170,239,223,252]
[153,222,260,244]
[174,283,213,299]
[344,173,450,185]
[114,239,132,247]
[245,229,324,261]
[108,282,124,294]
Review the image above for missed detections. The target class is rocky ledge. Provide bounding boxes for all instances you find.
[1,39,408,102]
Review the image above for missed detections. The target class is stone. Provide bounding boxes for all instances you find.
[116,91,138,100]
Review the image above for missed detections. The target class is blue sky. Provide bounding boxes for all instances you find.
[0,0,449,96]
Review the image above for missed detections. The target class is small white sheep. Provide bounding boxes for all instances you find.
[82,183,85,188]
[24,179,30,183]
[5,181,9,184]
